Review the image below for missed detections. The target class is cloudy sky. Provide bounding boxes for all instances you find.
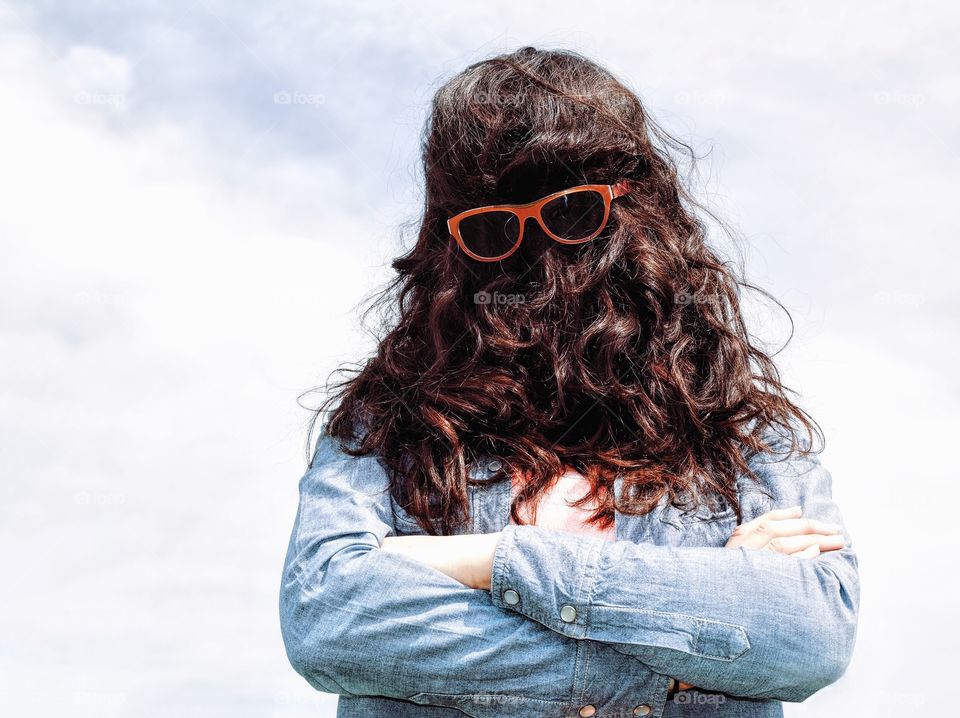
[1,1,956,716]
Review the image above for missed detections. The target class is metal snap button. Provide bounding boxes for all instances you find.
[560,604,577,622]
[578,705,596,717]
[487,459,503,472]
[502,589,520,605]
[633,705,652,716]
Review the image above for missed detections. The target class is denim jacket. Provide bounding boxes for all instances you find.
[279,423,860,718]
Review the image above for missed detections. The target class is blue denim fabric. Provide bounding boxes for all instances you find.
[279,422,860,718]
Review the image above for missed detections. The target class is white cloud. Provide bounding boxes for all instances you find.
[1,1,956,716]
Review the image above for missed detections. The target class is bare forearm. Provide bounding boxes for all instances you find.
[381,532,502,590]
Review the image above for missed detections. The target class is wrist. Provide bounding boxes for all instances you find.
[469,531,502,591]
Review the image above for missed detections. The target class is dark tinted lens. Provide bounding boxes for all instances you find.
[541,190,606,240]
[456,211,521,259]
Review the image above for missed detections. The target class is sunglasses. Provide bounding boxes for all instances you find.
[446,180,631,262]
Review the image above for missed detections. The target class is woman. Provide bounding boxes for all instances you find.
[279,46,860,718]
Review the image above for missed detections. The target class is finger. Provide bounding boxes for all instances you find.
[736,525,846,552]
[765,533,846,554]
[753,517,845,540]
[727,505,802,543]
[812,534,846,552]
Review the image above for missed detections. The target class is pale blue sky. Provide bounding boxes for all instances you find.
[1,1,956,716]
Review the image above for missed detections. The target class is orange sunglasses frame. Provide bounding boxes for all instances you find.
[446,180,632,262]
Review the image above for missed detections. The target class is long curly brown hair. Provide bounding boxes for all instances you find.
[306,46,822,536]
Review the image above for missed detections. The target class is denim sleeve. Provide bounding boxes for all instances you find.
[490,438,860,703]
[279,429,669,718]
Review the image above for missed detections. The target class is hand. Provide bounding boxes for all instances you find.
[380,532,503,590]
[670,506,846,693]
[724,505,846,557]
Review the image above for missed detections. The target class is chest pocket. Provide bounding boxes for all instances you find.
[389,495,476,536]
[389,457,509,536]
[655,495,740,547]
[389,497,433,535]
[612,476,743,548]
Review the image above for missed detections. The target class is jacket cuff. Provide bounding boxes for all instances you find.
[490,523,603,640]
[490,523,751,663]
